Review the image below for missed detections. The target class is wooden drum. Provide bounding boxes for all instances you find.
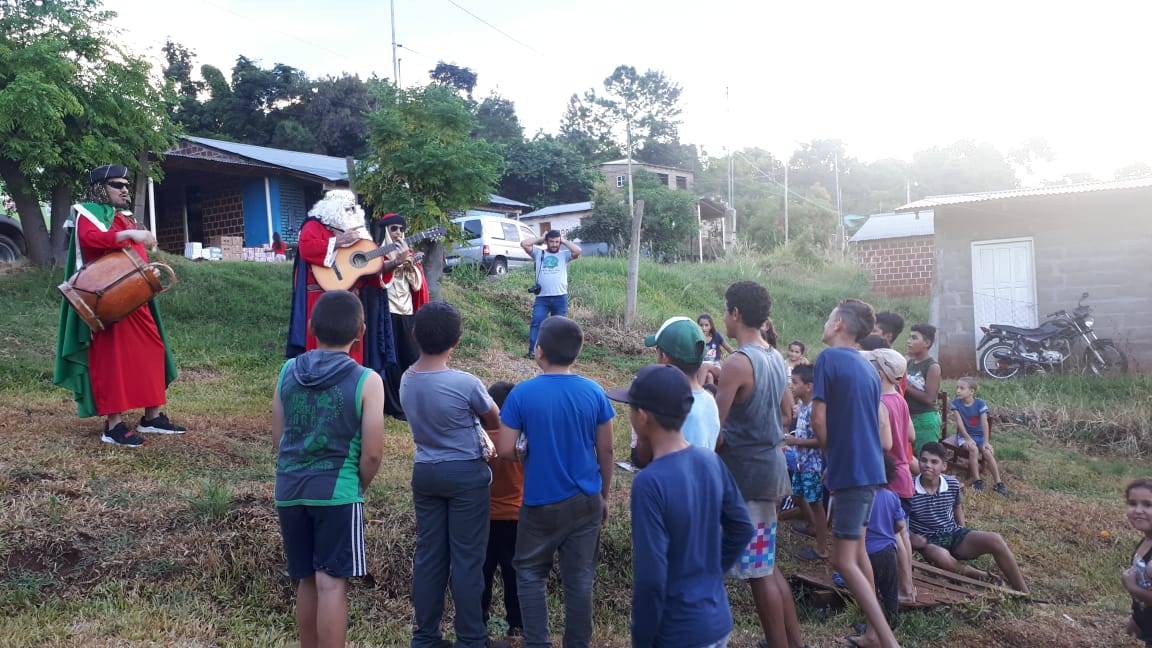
[58,247,176,333]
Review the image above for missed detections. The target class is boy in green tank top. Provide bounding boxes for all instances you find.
[904,323,942,455]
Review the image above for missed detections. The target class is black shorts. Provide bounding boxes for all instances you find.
[277,502,366,580]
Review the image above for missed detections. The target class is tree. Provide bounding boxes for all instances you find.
[910,140,1018,197]
[562,65,690,323]
[429,62,478,100]
[498,135,598,208]
[696,147,785,249]
[473,93,523,147]
[572,170,697,261]
[355,83,501,297]
[0,0,178,265]
[560,65,685,166]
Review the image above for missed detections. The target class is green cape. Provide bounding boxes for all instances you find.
[53,203,178,418]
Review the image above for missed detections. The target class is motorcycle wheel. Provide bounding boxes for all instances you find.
[1083,342,1129,376]
[979,343,1021,379]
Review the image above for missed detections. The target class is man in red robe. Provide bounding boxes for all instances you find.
[54,165,184,447]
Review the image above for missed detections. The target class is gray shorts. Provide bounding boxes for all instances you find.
[829,485,877,540]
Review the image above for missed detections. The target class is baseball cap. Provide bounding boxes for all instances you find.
[644,316,706,364]
[863,348,907,384]
[606,364,694,419]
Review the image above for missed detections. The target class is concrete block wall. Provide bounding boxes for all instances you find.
[202,185,245,241]
[156,202,185,254]
[853,235,934,298]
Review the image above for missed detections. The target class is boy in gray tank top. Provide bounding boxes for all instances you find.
[714,281,805,648]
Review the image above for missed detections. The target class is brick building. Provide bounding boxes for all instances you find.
[849,210,935,298]
[153,136,351,254]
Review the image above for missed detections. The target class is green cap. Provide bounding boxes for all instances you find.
[644,316,706,364]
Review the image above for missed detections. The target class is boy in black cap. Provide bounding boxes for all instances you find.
[608,364,754,648]
[53,164,184,447]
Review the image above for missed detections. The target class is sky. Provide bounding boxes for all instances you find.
[102,0,1152,183]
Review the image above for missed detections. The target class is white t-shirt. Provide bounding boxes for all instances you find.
[533,248,573,297]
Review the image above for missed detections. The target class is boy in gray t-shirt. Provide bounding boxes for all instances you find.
[399,302,506,648]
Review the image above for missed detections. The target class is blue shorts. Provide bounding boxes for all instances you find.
[829,486,877,540]
[791,470,824,504]
[277,502,366,580]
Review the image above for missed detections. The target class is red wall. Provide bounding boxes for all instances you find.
[854,235,934,298]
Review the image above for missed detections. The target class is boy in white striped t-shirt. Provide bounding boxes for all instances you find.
[907,442,1029,593]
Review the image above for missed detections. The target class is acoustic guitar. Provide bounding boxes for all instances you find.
[312,227,446,292]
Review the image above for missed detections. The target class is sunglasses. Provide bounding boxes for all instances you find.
[388,225,406,233]
[105,181,131,190]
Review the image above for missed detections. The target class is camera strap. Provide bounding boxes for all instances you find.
[534,248,543,288]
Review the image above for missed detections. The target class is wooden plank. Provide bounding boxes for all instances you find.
[912,561,1029,598]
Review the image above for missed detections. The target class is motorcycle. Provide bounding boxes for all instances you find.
[976,292,1128,379]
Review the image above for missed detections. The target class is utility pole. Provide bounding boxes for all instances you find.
[624,113,642,326]
[783,161,789,244]
[390,0,399,86]
[834,155,844,256]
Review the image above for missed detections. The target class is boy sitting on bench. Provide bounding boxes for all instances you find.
[949,377,1007,496]
[907,442,1029,594]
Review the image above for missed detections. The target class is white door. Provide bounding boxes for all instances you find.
[971,238,1037,350]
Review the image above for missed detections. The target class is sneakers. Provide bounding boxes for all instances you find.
[995,482,1009,496]
[137,413,186,435]
[102,422,146,447]
[972,479,985,491]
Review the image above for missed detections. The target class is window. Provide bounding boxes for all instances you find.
[616,175,625,188]
[676,176,688,190]
[538,222,551,235]
[499,222,519,240]
[520,226,536,241]
[461,219,483,238]
[657,173,669,187]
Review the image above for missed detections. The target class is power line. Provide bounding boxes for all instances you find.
[444,0,543,56]
[733,151,839,215]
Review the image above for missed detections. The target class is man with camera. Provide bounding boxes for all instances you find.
[522,230,581,359]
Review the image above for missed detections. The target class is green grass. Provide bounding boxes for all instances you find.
[0,250,1148,646]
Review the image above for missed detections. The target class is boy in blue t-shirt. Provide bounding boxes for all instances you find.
[812,298,899,648]
[608,364,754,648]
[272,290,385,647]
[950,376,1007,496]
[867,455,907,627]
[496,316,614,648]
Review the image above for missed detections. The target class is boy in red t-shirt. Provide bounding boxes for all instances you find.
[484,381,525,637]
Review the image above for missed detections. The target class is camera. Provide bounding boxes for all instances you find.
[528,283,542,295]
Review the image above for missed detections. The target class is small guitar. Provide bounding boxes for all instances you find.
[312,227,446,292]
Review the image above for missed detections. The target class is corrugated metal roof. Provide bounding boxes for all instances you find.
[896,176,1152,212]
[488,194,532,208]
[600,158,690,172]
[521,202,593,219]
[183,136,351,181]
[849,211,934,242]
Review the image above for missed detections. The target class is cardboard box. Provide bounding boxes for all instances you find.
[184,242,203,259]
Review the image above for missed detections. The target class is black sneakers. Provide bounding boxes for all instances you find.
[102,422,146,447]
[137,413,187,435]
